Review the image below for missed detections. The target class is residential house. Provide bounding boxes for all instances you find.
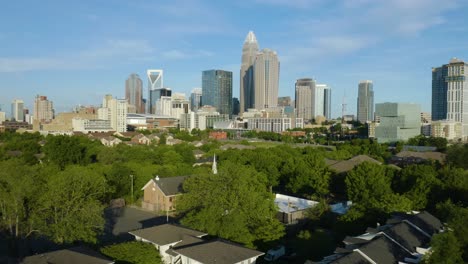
[129,224,206,264]
[275,194,318,225]
[100,136,122,147]
[319,211,444,264]
[21,246,113,264]
[193,149,206,159]
[129,224,264,264]
[141,176,187,212]
[148,133,160,144]
[131,134,151,145]
[190,140,204,147]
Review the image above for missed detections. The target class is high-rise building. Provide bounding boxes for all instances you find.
[295,78,315,120]
[11,99,24,122]
[432,58,468,137]
[151,88,172,115]
[240,31,259,114]
[125,73,144,113]
[147,69,164,114]
[190,88,202,111]
[254,49,279,110]
[324,85,332,120]
[98,95,128,132]
[232,97,240,116]
[357,80,374,124]
[202,70,233,117]
[33,95,54,122]
[278,96,292,107]
[375,103,421,143]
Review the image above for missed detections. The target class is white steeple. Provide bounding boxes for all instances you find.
[212,154,217,174]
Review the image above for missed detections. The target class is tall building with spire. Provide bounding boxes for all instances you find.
[125,73,144,113]
[240,31,259,114]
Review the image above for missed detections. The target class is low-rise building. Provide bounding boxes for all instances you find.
[141,176,187,212]
[275,194,318,225]
[21,246,113,264]
[431,120,463,141]
[375,103,421,143]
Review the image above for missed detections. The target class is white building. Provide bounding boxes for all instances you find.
[98,95,128,132]
[11,99,24,122]
[72,118,113,133]
[431,120,463,141]
[33,95,54,122]
[0,111,5,123]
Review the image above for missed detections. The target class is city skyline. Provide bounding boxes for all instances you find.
[1,1,468,117]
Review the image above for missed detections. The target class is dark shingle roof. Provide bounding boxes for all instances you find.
[154,176,187,196]
[166,235,205,257]
[331,251,371,263]
[329,155,381,174]
[173,240,264,264]
[358,236,413,264]
[21,247,113,264]
[129,224,206,246]
[408,211,443,236]
[395,151,446,163]
[383,221,430,252]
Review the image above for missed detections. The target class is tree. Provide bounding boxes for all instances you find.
[345,162,412,214]
[446,144,468,169]
[34,166,108,244]
[423,232,463,264]
[43,135,88,169]
[178,162,284,247]
[101,241,162,264]
[394,165,439,209]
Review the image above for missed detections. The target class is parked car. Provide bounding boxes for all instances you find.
[264,245,286,261]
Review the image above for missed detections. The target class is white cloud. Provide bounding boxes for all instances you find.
[0,39,155,73]
[162,49,214,60]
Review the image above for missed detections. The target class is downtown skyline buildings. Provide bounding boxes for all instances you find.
[357,80,374,124]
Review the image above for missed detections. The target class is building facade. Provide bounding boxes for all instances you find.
[11,99,24,122]
[431,120,463,141]
[357,80,374,124]
[432,58,468,137]
[295,78,315,120]
[147,69,164,114]
[375,103,421,143]
[240,31,259,114]
[33,95,54,123]
[98,95,128,132]
[254,48,279,110]
[278,96,292,107]
[190,88,202,111]
[323,84,332,120]
[202,70,233,117]
[125,73,144,113]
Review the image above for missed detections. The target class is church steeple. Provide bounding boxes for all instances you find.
[212,154,217,174]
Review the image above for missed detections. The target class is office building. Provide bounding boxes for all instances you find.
[11,99,24,122]
[190,88,202,111]
[357,80,374,124]
[431,120,463,141]
[202,70,233,116]
[323,85,332,120]
[295,78,315,120]
[375,103,421,143]
[147,69,164,114]
[232,98,240,116]
[98,95,128,132]
[254,49,279,110]
[278,96,292,107]
[240,31,259,114]
[432,58,468,137]
[125,73,144,113]
[33,95,54,122]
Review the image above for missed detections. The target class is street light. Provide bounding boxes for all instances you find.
[130,174,134,205]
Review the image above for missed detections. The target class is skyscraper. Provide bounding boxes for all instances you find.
[240,31,259,114]
[323,85,332,120]
[357,80,374,124]
[432,58,468,137]
[125,73,144,113]
[11,99,24,122]
[33,95,54,122]
[98,94,128,132]
[202,70,233,116]
[147,69,163,114]
[278,96,292,107]
[254,49,279,110]
[190,88,202,111]
[295,78,315,120]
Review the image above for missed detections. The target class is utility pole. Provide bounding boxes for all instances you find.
[130,175,134,205]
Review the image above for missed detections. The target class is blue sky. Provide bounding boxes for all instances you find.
[1,0,467,118]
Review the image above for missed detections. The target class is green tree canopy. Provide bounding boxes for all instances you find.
[178,161,284,247]
[101,241,162,264]
[34,166,108,244]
